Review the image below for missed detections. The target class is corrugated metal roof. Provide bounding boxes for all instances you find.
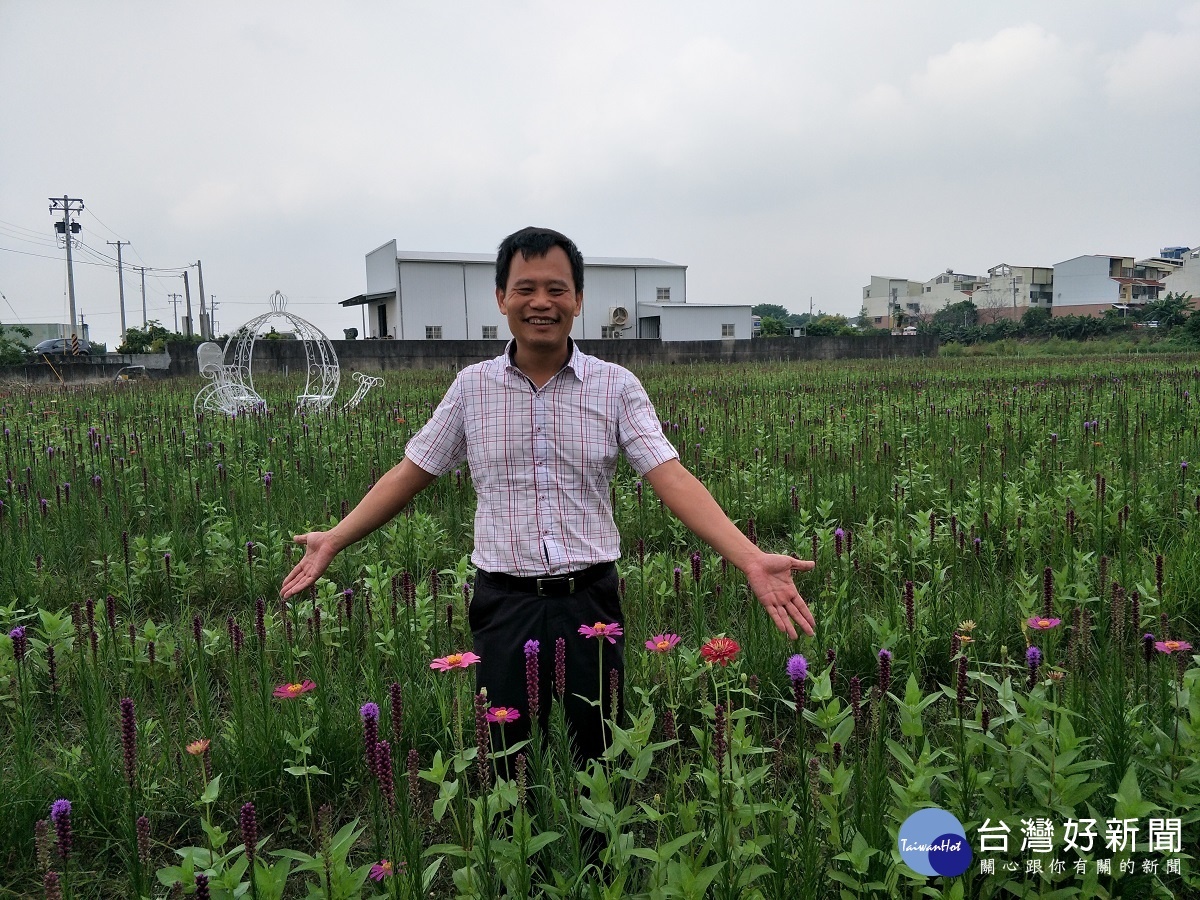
[393,249,683,268]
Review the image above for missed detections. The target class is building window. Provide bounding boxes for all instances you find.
[721,324,735,337]
[601,325,621,338]
[657,287,671,301]
[482,325,498,340]
[874,316,883,324]
[425,326,442,340]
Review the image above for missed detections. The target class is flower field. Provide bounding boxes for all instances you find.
[1,356,1198,899]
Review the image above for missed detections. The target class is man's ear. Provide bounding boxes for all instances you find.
[574,291,583,317]
[496,287,507,314]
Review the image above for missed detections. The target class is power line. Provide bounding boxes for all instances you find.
[0,245,118,267]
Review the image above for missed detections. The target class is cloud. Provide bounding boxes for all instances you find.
[1104,6,1200,111]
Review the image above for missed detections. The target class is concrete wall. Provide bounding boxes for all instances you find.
[156,333,936,379]
[1,352,172,384]
[1163,249,1200,300]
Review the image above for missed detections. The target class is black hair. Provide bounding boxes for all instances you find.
[495,227,585,293]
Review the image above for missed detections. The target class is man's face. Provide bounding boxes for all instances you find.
[496,246,582,354]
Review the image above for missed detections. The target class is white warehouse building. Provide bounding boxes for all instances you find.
[342,240,752,341]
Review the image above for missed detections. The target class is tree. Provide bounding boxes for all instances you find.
[1137,292,1191,330]
[0,324,33,365]
[117,320,205,353]
[758,316,790,337]
[751,303,793,322]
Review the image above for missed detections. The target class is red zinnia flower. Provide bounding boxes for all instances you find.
[700,636,740,667]
[273,680,316,699]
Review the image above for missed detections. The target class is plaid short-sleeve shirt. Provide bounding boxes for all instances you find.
[403,340,678,576]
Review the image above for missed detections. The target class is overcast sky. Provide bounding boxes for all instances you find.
[2,1,1198,346]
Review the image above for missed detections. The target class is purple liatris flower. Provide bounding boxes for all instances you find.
[136,815,151,865]
[375,740,396,810]
[43,871,62,900]
[904,580,914,632]
[1026,646,1042,688]
[877,649,892,697]
[1143,633,1155,666]
[240,802,258,867]
[786,654,808,683]
[673,567,682,596]
[194,872,210,900]
[554,637,566,697]
[50,800,71,861]
[691,551,702,581]
[834,527,844,557]
[473,693,491,792]
[120,697,137,788]
[524,639,540,720]
[8,625,27,664]
[360,702,380,775]
[407,748,421,808]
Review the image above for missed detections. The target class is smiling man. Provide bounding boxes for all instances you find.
[281,226,816,766]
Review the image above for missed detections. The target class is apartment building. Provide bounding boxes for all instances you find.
[971,264,1055,322]
[1051,255,1169,317]
[861,276,924,328]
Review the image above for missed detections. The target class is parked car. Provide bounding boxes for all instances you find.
[29,338,90,357]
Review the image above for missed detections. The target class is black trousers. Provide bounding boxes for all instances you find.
[469,563,624,770]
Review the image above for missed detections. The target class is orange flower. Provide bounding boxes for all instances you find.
[700,636,741,667]
[186,738,211,756]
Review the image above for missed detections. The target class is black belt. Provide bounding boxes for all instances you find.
[478,562,615,597]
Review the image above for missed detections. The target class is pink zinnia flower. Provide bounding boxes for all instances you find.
[273,680,316,699]
[369,859,398,881]
[700,636,740,667]
[1027,617,1062,631]
[579,622,623,644]
[1155,639,1193,654]
[485,706,520,725]
[430,651,481,671]
[645,633,681,653]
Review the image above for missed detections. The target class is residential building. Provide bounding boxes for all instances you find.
[1051,254,1168,317]
[861,276,923,328]
[971,264,1054,322]
[918,269,987,315]
[343,240,752,341]
[1161,245,1200,302]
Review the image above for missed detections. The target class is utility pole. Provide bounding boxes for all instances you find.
[182,270,193,337]
[49,196,84,338]
[196,260,208,339]
[107,240,130,341]
[209,295,219,336]
[167,293,182,332]
[139,267,148,326]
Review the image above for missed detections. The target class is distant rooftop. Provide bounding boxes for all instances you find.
[388,248,684,268]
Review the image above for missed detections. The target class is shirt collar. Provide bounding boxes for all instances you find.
[503,338,588,383]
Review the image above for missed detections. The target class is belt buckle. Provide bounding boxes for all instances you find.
[537,575,575,596]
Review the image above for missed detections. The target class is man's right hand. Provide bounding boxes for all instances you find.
[280,531,340,599]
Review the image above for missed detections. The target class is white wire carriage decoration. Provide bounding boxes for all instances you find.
[194,290,383,416]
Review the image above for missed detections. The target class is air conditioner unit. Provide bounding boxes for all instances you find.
[607,306,629,326]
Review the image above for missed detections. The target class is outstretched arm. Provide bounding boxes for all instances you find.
[280,457,437,599]
[643,459,816,639]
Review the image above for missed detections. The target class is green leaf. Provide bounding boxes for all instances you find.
[200,774,222,805]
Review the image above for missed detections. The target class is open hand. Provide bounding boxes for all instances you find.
[280,531,340,600]
[744,553,816,639]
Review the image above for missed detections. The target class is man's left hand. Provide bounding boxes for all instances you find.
[744,553,816,640]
